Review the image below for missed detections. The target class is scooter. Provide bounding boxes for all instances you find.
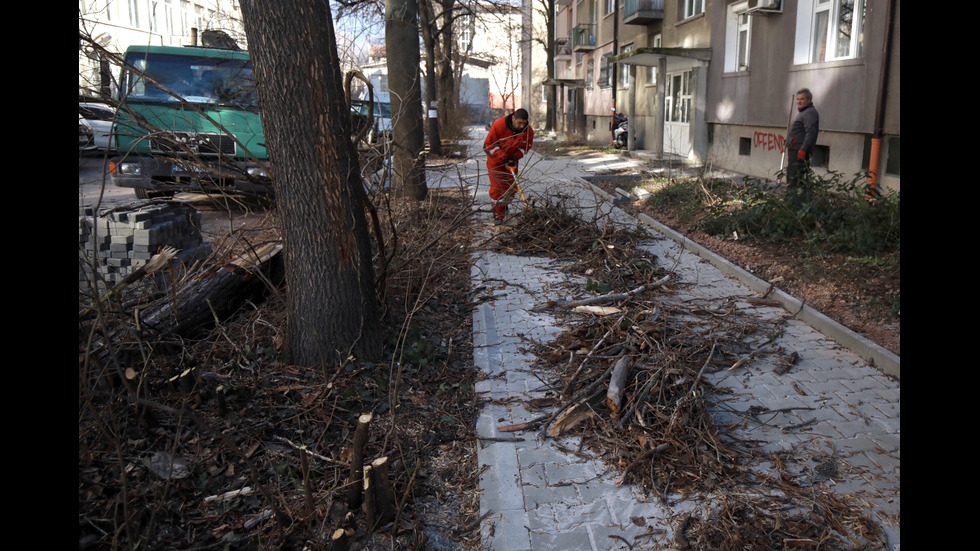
[612,113,628,149]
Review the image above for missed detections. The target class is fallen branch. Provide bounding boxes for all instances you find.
[531,275,670,312]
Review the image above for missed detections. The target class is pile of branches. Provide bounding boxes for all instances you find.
[79,182,484,550]
[489,194,889,550]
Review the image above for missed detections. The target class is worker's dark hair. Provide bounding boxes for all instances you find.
[513,108,529,121]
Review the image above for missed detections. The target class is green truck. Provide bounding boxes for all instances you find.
[110,44,271,199]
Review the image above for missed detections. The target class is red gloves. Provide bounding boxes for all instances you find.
[797,149,807,160]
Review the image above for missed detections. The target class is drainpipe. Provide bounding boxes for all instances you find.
[610,3,619,146]
[867,0,896,200]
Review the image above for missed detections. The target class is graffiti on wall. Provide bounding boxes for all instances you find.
[754,131,785,153]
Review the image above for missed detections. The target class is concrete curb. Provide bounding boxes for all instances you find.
[578,178,900,380]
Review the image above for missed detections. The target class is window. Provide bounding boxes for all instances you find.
[665,70,693,123]
[885,136,900,176]
[796,0,865,63]
[149,1,158,33]
[739,137,751,156]
[599,54,612,89]
[459,13,475,50]
[180,1,190,35]
[128,0,141,27]
[684,0,704,19]
[724,3,751,72]
[163,0,174,35]
[620,44,633,87]
[586,59,594,91]
[646,34,661,85]
[194,3,204,32]
[605,0,615,15]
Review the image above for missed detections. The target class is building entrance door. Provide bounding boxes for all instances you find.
[664,69,694,157]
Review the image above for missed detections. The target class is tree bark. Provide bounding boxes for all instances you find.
[436,0,458,126]
[386,0,428,200]
[239,0,382,367]
[419,0,442,155]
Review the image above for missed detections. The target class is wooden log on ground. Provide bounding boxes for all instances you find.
[84,242,284,378]
[139,242,284,339]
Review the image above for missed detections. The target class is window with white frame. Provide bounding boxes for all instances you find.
[724,2,751,72]
[620,44,633,88]
[149,1,158,33]
[646,33,661,85]
[180,0,190,35]
[459,13,475,50]
[128,0,141,27]
[665,70,693,123]
[163,0,174,35]
[194,3,204,32]
[684,0,704,19]
[586,59,594,91]
[605,0,615,15]
[795,0,865,64]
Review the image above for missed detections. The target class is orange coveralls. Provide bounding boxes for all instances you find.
[484,114,534,219]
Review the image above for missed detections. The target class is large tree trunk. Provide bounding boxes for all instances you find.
[541,0,556,132]
[386,0,428,200]
[238,0,382,366]
[419,0,442,156]
[436,0,458,129]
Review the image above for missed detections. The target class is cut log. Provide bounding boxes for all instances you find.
[347,413,373,509]
[329,528,350,551]
[138,242,284,339]
[369,456,396,529]
[85,242,285,376]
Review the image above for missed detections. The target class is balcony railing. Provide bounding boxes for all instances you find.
[572,24,596,51]
[624,0,665,25]
[555,36,572,57]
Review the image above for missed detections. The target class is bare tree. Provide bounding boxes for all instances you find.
[534,0,556,132]
[239,0,382,366]
[385,0,428,200]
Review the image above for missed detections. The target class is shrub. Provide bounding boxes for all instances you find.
[643,170,900,257]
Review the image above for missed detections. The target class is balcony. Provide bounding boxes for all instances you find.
[624,0,664,25]
[572,24,596,52]
[556,0,573,5]
[555,36,572,59]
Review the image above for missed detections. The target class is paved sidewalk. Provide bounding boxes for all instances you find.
[459,133,899,551]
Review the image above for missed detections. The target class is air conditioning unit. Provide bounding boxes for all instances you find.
[747,0,782,12]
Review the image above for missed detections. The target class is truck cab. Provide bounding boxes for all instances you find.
[110,44,272,199]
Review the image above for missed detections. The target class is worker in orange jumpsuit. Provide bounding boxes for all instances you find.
[483,108,534,222]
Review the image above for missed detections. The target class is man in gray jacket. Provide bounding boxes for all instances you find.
[785,88,819,200]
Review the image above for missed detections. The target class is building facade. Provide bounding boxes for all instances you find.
[550,0,900,191]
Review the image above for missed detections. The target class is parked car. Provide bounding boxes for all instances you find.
[79,114,95,150]
[79,102,117,152]
[350,99,392,145]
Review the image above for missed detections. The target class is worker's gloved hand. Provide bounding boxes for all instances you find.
[505,156,518,168]
[797,149,807,160]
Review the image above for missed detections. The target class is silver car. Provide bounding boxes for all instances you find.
[79,102,117,152]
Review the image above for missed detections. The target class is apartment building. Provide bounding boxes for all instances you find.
[79,0,247,97]
[551,0,900,191]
